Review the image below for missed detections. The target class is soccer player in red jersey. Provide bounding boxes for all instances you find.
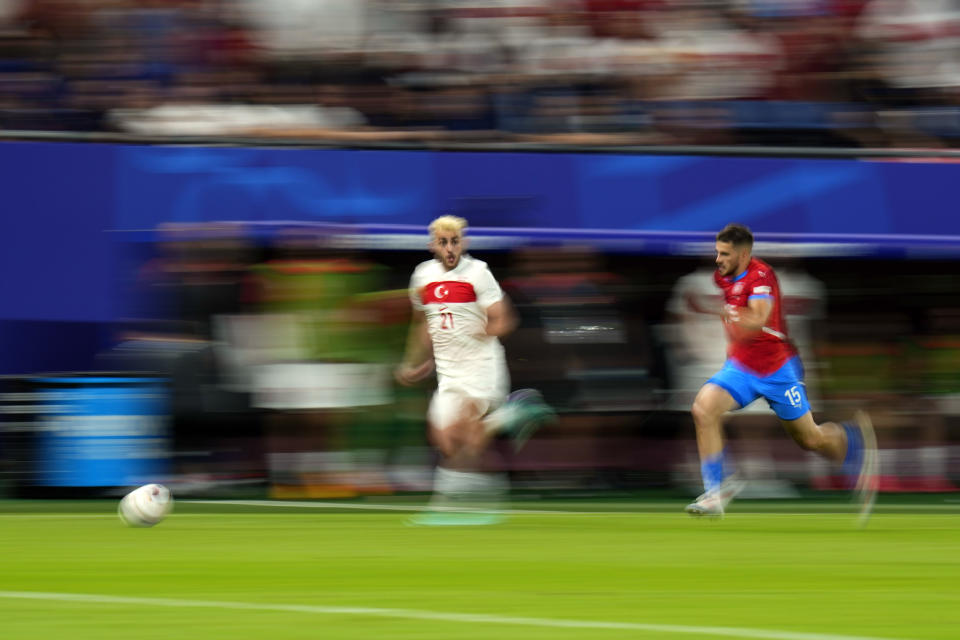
[686,223,878,523]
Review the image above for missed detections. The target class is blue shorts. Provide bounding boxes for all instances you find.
[706,356,810,420]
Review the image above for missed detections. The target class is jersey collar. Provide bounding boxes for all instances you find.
[724,258,751,283]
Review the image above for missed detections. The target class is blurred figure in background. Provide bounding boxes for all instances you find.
[132,222,261,492]
[685,223,877,521]
[865,306,958,493]
[908,307,960,492]
[815,309,904,491]
[663,261,728,413]
[230,228,391,498]
[349,285,435,493]
[503,245,655,491]
[505,246,641,413]
[396,215,552,525]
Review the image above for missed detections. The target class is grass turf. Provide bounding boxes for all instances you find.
[1,498,959,640]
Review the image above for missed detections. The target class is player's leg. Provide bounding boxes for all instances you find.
[686,380,749,517]
[479,361,553,450]
[429,403,486,462]
[483,388,555,451]
[426,388,491,468]
[779,411,846,462]
[763,358,866,472]
[692,360,760,485]
[412,390,504,525]
[768,360,878,525]
[458,398,511,519]
[780,409,878,524]
[458,406,499,461]
[692,383,738,463]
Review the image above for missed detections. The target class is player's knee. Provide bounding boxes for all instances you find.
[429,425,457,458]
[691,399,719,428]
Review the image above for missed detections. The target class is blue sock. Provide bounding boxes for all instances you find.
[842,423,864,480]
[701,450,727,493]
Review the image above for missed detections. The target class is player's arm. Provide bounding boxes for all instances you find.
[396,309,434,385]
[686,291,724,316]
[483,296,518,338]
[726,295,773,332]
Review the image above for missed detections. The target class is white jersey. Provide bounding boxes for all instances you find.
[409,254,508,400]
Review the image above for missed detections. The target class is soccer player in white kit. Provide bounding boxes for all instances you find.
[396,215,550,524]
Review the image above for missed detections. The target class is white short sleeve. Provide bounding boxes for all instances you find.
[475,266,504,309]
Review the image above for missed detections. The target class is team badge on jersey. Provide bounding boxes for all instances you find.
[421,281,478,305]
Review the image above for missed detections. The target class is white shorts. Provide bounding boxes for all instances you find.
[428,377,508,431]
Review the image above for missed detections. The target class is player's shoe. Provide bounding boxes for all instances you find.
[504,389,555,452]
[852,410,879,527]
[685,475,746,518]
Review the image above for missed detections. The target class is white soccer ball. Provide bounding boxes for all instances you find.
[118,483,173,527]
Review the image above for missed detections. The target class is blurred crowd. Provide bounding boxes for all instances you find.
[2,0,960,147]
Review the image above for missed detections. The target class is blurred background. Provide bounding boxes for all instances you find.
[1,0,959,502]
[1,0,960,147]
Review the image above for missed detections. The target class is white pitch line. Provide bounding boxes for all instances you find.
[1,503,956,520]
[0,591,912,640]
[0,514,209,519]
[183,499,581,514]
[183,499,960,516]
[0,514,114,519]
[181,499,835,516]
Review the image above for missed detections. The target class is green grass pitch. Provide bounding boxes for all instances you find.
[1,498,959,640]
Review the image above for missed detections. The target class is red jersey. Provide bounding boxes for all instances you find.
[714,257,797,376]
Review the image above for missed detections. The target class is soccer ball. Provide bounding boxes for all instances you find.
[118,483,173,527]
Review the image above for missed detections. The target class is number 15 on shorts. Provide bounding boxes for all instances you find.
[784,385,803,408]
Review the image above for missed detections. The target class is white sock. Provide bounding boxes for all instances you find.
[431,467,508,510]
[433,467,464,498]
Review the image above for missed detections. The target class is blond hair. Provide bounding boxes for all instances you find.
[429,215,468,238]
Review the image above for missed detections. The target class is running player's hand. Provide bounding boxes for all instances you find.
[722,304,741,324]
[395,360,435,386]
